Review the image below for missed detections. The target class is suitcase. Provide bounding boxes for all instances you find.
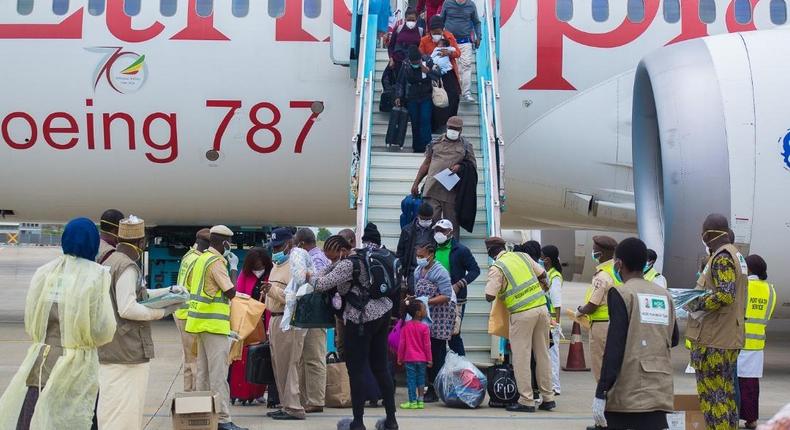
[385,107,409,148]
[230,345,266,405]
[246,341,276,385]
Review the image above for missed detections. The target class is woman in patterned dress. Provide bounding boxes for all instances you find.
[411,241,456,403]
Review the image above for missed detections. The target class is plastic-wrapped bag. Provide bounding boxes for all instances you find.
[435,351,487,408]
[668,288,708,319]
[139,287,189,309]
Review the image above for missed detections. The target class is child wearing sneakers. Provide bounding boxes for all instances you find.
[397,299,433,409]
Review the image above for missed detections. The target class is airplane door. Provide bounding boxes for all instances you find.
[331,0,354,65]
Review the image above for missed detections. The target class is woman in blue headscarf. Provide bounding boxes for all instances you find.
[0,217,117,429]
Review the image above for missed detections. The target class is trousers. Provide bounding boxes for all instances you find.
[448,303,466,355]
[407,98,433,153]
[550,326,561,393]
[457,43,474,97]
[590,321,609,383]
[195,332,232,423]
[405,362,427,402]
[428,337,448,387]
[299,328,327,407]
[424,196,458,240]
[98,362,150,430]
[269,316,307,418]
[509,306,554,406]
[174,317,197,391]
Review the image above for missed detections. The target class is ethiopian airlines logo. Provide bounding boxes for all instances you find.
[87,47,148,94]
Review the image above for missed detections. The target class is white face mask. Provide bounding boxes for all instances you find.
[434,232,449,245]
[702,238,711,255]
[253,269,265,278]
[406,21,417,29]
[446,129,460,140]
[432,34,442,42]
[417,218,433,228]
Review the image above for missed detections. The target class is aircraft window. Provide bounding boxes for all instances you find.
[304,0,321,18]
[663,0,680,23]
[196,0,213,17]
[770,0,787,24]
[88,0,105,15]
[627,0,645,22]
[124,0,141,16]
[53,0,69,15]
[268,0,286,18]
[161,0,177,16]
[734,0,752,24]
[232,0,249,17]
[592,0,608,22]
[17,0,34,15]
[556,0,573,22]
[699,0,716,23]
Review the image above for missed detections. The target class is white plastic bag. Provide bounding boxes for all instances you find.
[435,351,487,408]
[668,288,708,319]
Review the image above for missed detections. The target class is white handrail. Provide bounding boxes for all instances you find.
[483,0,505,210]
[355,72,375,243]
[349,0,372,209]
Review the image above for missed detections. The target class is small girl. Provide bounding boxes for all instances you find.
[397,299,433,409]
[431,38,456,75]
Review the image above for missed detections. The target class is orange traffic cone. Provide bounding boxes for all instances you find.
[562,321,590,371]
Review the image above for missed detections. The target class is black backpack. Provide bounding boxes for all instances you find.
[487,364,519,408]
[347,247,401,310]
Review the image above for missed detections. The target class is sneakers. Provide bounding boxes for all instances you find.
[538,401,557,411]
[463,94,476,103]
[217,423,249,430]
[415,401,424,409]
[399,401,425,409]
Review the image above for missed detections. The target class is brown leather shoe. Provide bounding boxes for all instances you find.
[305,406,324,413]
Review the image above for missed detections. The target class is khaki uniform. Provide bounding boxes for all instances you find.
[267,261,307,418]
[422,137,476,231]
[300,328,327,408]
[587,267,616,382]
[485,251,553,407]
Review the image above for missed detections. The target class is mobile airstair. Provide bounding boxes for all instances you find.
[348,0,506,364]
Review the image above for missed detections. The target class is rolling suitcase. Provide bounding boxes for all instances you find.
[385,107,408,148]
[230,345,266,405]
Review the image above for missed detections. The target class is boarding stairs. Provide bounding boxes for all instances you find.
[349,0,506,365]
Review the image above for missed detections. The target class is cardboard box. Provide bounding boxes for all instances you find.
[668,394,706,430]
[171,391,219,430]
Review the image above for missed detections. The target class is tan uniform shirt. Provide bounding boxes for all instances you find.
[266,260,292,313]
[484,251,546,297]
[202,247,234,297]
[587,266,616,307]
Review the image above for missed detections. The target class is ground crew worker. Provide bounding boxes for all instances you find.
[685,213,748,430]
[185,225,246,430]
[576,235,621,382]
[541,245,563,395]
[591,238,678,430]
[644,249,668,288]
[98,216,181,430]
[262,228,307,421]
[97,208,124,263]
[738,254,777,429]
[484,237,556,413]
[173,228,210,392]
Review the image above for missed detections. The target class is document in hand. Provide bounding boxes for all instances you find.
[434,168,460,191]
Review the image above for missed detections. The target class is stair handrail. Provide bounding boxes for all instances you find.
[475,0,505,237]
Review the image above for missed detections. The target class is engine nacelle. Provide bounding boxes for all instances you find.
[633,29,790,306]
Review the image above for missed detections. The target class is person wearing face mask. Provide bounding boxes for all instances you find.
[397,202,435,295]
[431,219,479,358]
[172,228,212,393]
[388,9,423,62]
[439,0,481,103]
[420,16,462,130]
[98,216,184,430]
[685,214,749,430]
[261,227,308,421]
[643,249,668,288]
[412,116,476,231]
[576,235,621,383]
[411,241,456,404]
[97,208,124,263]
[395,45,439,153]
[590,238,678,430]
[484,237,554,413]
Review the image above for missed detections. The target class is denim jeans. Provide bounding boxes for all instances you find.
[407,98,433,153]
[405,362,427,402]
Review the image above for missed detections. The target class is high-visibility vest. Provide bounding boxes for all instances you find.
[185,253,230,335]
[174,248,202,320]
[546,268,563,314]
[584,259,623,322]
[644,268,660,282]
[744,279,777,351]
[494,252,546,314]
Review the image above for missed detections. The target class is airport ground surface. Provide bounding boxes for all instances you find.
[1,246,788,430]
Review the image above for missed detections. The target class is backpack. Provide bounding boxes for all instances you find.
[347,247,402,310]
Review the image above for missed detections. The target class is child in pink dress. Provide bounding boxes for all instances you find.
[397,300,433,409]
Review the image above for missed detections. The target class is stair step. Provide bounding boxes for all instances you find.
[370,153,484,168]
[368,178,486,194]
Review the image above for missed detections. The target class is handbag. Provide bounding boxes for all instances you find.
[246,341,276,385]
[291,292,335,328]
[432,79,449,108]
[325,352,352,408]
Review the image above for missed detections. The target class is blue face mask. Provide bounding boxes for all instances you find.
[614,267,624,284]
[272,250,289,265]
[416,257,429,268]
[411,63,420,68]
[592,251,602,264]
[643,263,651,273]
[538,260,545,269]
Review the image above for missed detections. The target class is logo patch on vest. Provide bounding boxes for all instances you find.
[638,294,670,326]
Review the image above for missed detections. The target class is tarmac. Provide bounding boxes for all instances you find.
[1,246,789,430]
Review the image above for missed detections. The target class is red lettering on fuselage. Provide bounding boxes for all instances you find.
[171,0,229,41]
[0,8,83,39]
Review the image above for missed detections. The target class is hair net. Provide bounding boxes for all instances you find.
[61,217,100,261]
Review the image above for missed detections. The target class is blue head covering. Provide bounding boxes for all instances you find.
[62,217,100,261]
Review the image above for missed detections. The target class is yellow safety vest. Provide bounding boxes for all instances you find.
[494,252,546,314]
[584,259,623,322]
[185,253,230,335]
[174,248,202,320]
[644,268,660,282]
[546,268,563,314]
[744,279,777,351]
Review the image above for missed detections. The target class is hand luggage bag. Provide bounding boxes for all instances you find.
[246,341,276,385]
[385,107,408,148]
[230,345,266,405]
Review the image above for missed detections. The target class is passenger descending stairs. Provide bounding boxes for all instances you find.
[368,50,495,365]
